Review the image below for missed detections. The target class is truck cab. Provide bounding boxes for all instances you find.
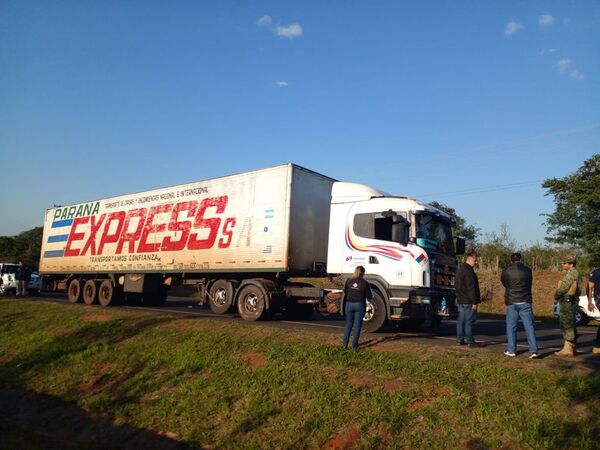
[327,182,464,331]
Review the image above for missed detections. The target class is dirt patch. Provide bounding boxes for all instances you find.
[322,425,360,450]
[381,378,417,392]
[406,396,431,412]
[80,314,112,322]
[240,351,267,370]
[347,372,417,392]
[347,373,371,388]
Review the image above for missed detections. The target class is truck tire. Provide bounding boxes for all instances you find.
[83,280,98,305]
[237,284,266,321]
[208,280,234,314]
[98,280,121,307]
[575,307,590,326]
[68,279,83,303]
[362,291,387,333]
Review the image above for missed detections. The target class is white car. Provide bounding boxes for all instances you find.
[554,295,600,326]
[0,263,40,296]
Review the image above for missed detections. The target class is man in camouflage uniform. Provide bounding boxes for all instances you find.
[554,256,582,357]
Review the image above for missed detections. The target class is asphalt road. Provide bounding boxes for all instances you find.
[28,292,600,361]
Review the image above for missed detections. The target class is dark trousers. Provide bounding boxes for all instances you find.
[343,302,366,349]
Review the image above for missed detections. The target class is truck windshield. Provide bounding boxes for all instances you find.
[415,214,454,254]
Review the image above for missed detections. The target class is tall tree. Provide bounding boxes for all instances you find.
[543,154,600,265]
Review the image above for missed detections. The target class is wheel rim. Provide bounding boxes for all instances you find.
[214,287,228,306]
[99,284,111,304]
[575,311,582,324]
[69,281,80,302]
[363,299,375,322]
[244,293,259,313]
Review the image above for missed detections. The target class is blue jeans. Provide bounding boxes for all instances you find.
[456,304,476,344]
[506,303,538,354]
[343,302,366,349]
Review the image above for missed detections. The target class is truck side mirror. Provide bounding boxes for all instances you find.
[454,237,466,255]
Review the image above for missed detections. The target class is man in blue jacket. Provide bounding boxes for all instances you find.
[501,253,539,358]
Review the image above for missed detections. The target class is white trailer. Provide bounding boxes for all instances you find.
[40,163,464,331]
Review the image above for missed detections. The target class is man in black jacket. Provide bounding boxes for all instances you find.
[455,252,481,346]
[501,253,538,358]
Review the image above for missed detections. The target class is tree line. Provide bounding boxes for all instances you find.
[0,227,43,271]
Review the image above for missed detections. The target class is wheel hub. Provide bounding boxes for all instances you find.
[364,299,375,321]
[215,288,228,306]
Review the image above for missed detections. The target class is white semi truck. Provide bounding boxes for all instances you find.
[40,164,464,332]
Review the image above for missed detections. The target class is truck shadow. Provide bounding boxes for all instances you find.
[0,385,193,449]
[0,314,197,448]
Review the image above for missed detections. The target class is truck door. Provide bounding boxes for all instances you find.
[343,207,412,288]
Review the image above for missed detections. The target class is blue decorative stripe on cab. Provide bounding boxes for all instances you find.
[48,234,69,243]
[52,219,73,228]
[44,250,65,258]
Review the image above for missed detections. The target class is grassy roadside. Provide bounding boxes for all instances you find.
[1,299,599,449]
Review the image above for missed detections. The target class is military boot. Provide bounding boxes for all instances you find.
[555,341,575,357]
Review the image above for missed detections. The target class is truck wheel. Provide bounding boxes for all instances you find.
[98,280,121,307]
[68,279,83,303]
[83,280,98,305]
[208,280,234,314]
[575,307,590,326]
[237,284,266,321]
[362,291,387,333]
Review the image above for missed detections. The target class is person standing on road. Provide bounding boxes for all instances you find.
[501,253,539,358]
[588,267,600,354]
[15,261,27,296]
[342,266,373,350]
[554,256,582,357]
[455,252,482,347]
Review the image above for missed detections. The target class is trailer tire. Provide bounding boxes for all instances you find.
[68,279,83,303]
[83,280,98,305]
[98,280,121,307]
[362,290,387,333]
[237,284,266,321]
[208,280,234,314]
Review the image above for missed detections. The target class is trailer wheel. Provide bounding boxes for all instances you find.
[237,284,266,321]
[83,280,98,305]
[362,290,387,333]
[68,279,83,303]
[208,280,234,314]
[98,280,121,307]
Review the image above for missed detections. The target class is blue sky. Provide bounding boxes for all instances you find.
[1,1,599,246]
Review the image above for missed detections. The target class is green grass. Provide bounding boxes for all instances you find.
[1,299,599,449]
